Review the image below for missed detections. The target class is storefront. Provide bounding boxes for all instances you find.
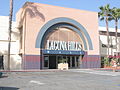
[40,24,85,69]
[16,2,100,69]
[43,35,84,69]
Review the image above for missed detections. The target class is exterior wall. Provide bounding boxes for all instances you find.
[81,52,100,68]
[23,55,40,69]
[16,2,100,69]
[0,16,21,70]
[99,27,120,56]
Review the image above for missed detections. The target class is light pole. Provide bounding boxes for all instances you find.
[7,0,13,70]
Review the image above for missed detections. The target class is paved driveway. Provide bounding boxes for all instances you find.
[0,69,120,90]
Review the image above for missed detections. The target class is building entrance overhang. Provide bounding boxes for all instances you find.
[43,50,85,55]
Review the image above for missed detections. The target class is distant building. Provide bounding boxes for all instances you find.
[99,27,120,57]
[0,16,21,70]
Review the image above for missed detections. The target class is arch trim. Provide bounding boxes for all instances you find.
[35,17,93,50]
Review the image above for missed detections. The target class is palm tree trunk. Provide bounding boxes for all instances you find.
[106,16,110,57]
[115,19,118,52]
[7,0,13,70]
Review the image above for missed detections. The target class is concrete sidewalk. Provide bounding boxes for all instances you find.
[93,67,120,72]
[0,69,63,72]
[0,67,120,72]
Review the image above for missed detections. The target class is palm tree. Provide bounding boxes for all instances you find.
[8,0,13,70]
[110,7,120,52]
[98,4,111,57]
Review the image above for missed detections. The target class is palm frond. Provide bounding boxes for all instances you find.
[100,17,104,21]
[111,7,120,20]
[99,6,104,10]
[108,17,113,21]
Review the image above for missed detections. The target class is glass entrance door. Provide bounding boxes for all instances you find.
[57,55,63,64]
[44,56,49,69]
[44,55,81,69]
[49,56,56,69]
[68,56,80,68]
[71,56,75,67]
[76,56,80,68]
[67,56,70,67]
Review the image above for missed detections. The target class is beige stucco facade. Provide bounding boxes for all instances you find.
[16,2,100,69]
[16,2,99,55]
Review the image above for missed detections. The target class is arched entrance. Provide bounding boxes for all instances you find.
[35,17,93,69]
[43,24,85,69]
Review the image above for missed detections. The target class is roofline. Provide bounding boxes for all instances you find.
[21,1,98,14]
[99,26,120,32]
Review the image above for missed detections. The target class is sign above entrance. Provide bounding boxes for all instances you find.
[43,50,85,55]
[47,40,82,51]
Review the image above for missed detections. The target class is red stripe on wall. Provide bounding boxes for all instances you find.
[81,54,100,68]
[23,55,41,69]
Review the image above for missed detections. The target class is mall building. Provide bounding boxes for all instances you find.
[99,26,120,57]
[15,2,100,69]
[1,2,120,70]
[0,16,21,70]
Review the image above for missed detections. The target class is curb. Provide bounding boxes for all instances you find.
[0,69,65,72]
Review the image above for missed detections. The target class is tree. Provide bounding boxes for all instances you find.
[7,0,13,70]
[98,4,111,57]
[110,7,120,52]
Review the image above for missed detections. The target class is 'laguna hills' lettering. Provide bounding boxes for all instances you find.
[47,40,82,51]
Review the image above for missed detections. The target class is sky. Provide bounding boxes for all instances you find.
[0,0,120,28]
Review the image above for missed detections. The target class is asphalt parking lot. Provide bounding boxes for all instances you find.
[0,69,120,90]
